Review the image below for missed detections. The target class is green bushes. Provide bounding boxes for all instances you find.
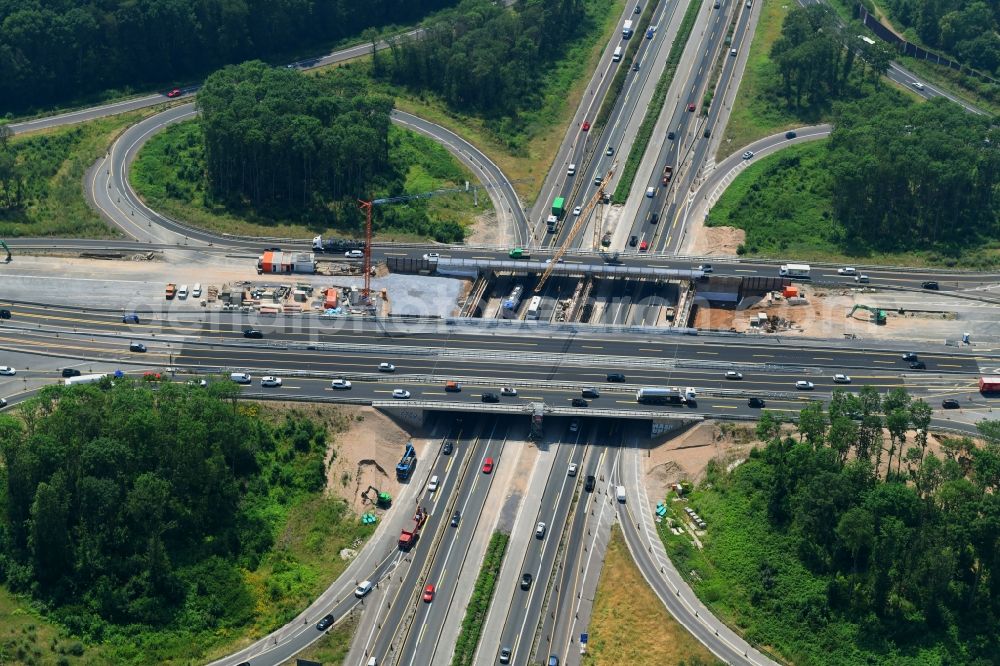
[451,531,509,666]
[612,0,700,203]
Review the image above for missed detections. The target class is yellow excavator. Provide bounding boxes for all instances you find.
[847,304,886,325]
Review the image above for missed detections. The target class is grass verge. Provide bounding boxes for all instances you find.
[451,531,509,666]
[0,110,170,239]
[612,0,700,203]
[582,526,722,666]
[0,585,110,664]
[131,120,482,241]
[708,139,1000,268]
[389,0,624,205]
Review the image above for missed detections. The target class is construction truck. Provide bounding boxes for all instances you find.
[398,506,428,550]
[847,304,886,325]
[165,283,177,300]
[396,442,417,481]
[662,165,673,185]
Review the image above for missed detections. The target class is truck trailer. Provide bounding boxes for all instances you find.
[64,373,109,386]
[552,197,566,219]
[311,235,366,253]
[980,376,1000,394]
[398,506,428,550]
[622,19,634,38]
[779,263,811,278]
[636,387,697,404]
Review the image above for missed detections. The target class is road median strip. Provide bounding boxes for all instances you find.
[451,531,510,666]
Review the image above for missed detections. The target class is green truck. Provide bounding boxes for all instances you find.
[509,248,531,259]
[551,197,566,219]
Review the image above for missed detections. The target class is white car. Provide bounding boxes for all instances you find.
[837,267,857,276]
[422,253,440,261]
[568,462,578,477]
[379,362,395,372]
[501,386,518,396]
[192,283,202,298]
[855,274,870,283]
[177,284,189,299]
[912,81,925,90]
[187,378,208,387]
[427,475,439,492]
[696,264,713,273]
[795,380,815,390]
[725,370,743,380]
[0,366,15,376]
[572,206,582,216]
[833,374,852,384]
[354,580,373,598]
[261,376,282,387]
[331,379,352,390]
[345,249,364,258]
[392,388,410,399]
[742,151,754,160]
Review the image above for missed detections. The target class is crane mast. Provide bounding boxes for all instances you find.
[534,165,615,293]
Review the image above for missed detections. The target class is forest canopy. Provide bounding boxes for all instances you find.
[879,0,1000,74]
[0,379,332,643]
[0,0,457,113]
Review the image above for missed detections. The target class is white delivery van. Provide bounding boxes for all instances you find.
[192,283,202,298]
[230,372,252,384]
[616,485,626,502]
[177,284,188,299]
[613,46,623,62]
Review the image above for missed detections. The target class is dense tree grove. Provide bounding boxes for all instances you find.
[828,96,999,253]
[770,5,895,112]
[382,0,586,119]
[0,0,457,113]
[880,0,1000,73]
[199,61,394,220]
[712,392,999,663]
[0,380,329,638]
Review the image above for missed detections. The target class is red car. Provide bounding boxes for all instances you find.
[639,240,649,252]
[581,120,591,131]
[423,584,435,602]
[167,88,182,98]
[482,457,494,474]
[142,372,161,381]
[687,103,696,112]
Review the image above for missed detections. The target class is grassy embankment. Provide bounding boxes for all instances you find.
[283,608,359,666]
[451,531,509,666]
[612,0,701,203]
[582,526,722,666]
[131,121,480,241]
[0,111,173,239]
[390,0,626,205]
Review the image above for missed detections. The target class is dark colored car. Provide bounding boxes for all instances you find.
[748,397,766,408]
[667,131,675,140]
[629,235,638,247]
[520,573,533,590]
[607,373,626,382]
[482,392,500,403]
[909,361,927,370]
[499,647,513,664]
[451,510,461,526]
[922,281,939,290]
[0,398,8,408]
[316,613,334,630]
[571,398,588,407]
[902,352,918,362]
[0,309,10,319]
[443,440,454,455]
[62,368,81,378]
[243,328,263,339]
[785,130,797,139]
[122,313,140,323]
[129,342,147,352]
[703,127,712,138]
[650,212,659,224]
[942,399,961,409]
[585,475,596,492]
[582,388,600,399]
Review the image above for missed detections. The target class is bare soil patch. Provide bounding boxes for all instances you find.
[688,224,744,257]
